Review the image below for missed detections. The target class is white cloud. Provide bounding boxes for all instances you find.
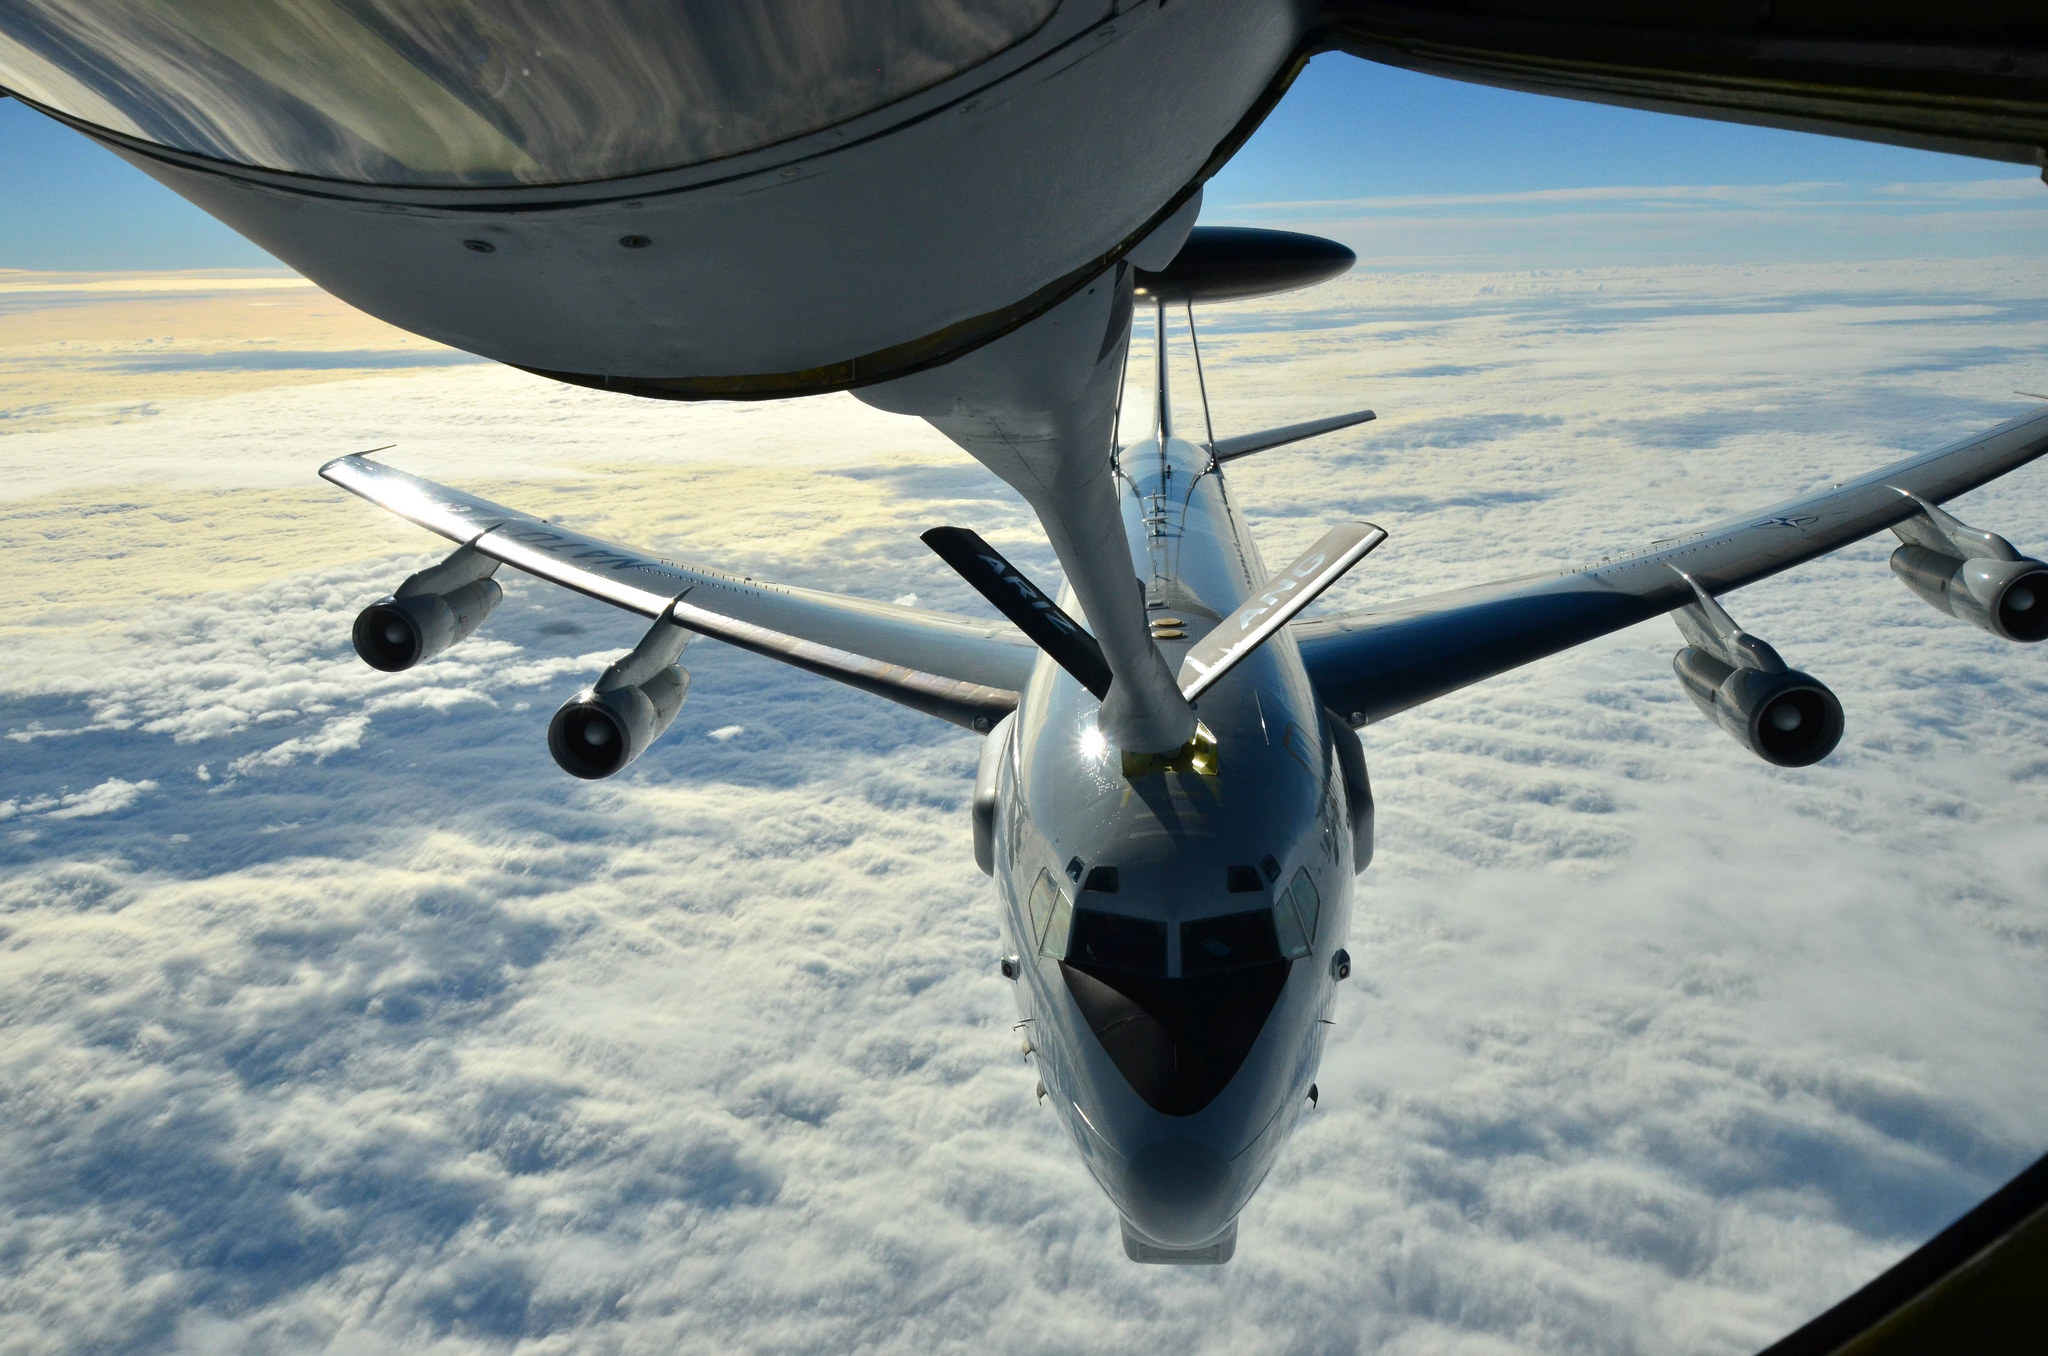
[1227,178,2046,215]
[225,715,370,775]
[0,270,311,295]
[0,776,157,821]
[1208,177,2048,268]
[1,260,2046,1353]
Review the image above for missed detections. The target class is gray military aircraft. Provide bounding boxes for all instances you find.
[325,226,2048,1261]
[8,0,2048,1274]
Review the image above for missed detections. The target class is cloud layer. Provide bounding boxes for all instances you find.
[1208,179,2048,268]
[3,262,2047,1353]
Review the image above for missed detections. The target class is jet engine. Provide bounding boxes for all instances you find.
[1888,498,2048,643]
[1670,583,1843,768]
[352,544,502,672]
[548,616,693,780]
[971,712,1016,878]
[1325,711,1374,873]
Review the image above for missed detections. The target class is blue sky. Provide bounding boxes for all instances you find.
[1211,54,2030,201]
[4,54,2043,272]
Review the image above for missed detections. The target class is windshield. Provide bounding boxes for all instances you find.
[1179,910,1282,977]
[0,0,1055,185]
[1068,908,1168,977]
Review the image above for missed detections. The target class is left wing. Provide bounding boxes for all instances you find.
[322,455,1035,731]
[1211,409,1376,464]
[1321,6,2048,169]
[1295,407,2048,726]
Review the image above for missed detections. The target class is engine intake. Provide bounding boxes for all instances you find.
[1669,581,1843,768]
[547,616,693,779]
[352,544,502,672]
[1889,497,2048,643]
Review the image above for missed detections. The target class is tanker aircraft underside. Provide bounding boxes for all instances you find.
[325,230,2048,1262]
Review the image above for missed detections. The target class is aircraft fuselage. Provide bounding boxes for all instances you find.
[990,429,1355,1261]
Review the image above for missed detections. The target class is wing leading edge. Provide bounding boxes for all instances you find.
[1295,407,2048,727]
[321,455,1033,731]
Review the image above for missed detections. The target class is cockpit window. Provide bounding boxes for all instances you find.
[1290,868,1322,941]
[1025,868,1071,959]
[1273,867,1321,959]
[1068,909,1167,976]
[1179,910,1282,977]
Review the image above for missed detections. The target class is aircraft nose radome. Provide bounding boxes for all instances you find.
[1121,1138,1235,1247]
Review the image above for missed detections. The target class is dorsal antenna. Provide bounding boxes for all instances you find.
[1187,300,1217,452]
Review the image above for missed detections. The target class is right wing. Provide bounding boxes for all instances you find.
[1295,407,2048,726]
[322,455,1037,731]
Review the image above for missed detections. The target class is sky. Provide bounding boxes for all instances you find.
[4,54,2045,272]
[3,36,2048,1356]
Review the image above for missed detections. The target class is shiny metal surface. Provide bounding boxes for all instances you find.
[0,0,1055,185]
[7,1,1311,394]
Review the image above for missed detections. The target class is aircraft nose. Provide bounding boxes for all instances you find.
[1121,1137,1236,1247]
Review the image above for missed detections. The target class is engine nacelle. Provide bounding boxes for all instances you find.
[1890,546,2048,643]
[548,668,690,779]
[547,616,695,779]
[1888,497,2048,643]
[1673,647,1845,768]
[1325,710,1374,873]
[353,579,502,672]
[352,544,502,672]
[971,712,1016,877]
[1669,582,1843,768]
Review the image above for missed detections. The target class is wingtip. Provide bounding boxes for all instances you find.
[318,445,394,482]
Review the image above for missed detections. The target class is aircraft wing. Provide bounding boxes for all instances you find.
[1293,407,2048,727]
[1756,1143,2048,1356]
[321,455,1035,731]
[1318,4,2048,169]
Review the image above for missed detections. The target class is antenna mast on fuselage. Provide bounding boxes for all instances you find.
[1153,296,1173,450]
